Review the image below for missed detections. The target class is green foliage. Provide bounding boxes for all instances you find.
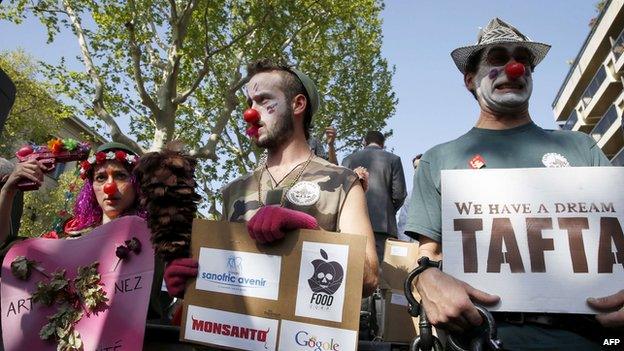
[31,261,107,350]
[32,269,69,306]
[56,327,83,351]
[20,170,81,238]
[74,262,108,311]
[0,50,71,157]
[39,303,83,351]
[1,0,397,205]
[0,50,81,238]
[589,0,608,27]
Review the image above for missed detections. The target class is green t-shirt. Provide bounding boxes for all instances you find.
[405,122,611,242]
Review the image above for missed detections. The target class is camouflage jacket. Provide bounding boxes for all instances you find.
[221,156,358,232]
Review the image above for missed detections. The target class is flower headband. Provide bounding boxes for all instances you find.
[79,150,139,179]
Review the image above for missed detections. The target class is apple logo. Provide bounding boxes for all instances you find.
[308,249,344,295]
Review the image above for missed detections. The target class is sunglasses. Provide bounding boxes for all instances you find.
[484,46,533,67]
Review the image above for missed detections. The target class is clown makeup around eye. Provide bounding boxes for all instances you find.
[472,44,534,114]
[245,71,295,148]
[92,161,136,223]
[93,167,130,184]
[483,45,533,68]
[249,92,280,114]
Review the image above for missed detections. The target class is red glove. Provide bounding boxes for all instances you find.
[247,206,318,243]
[164,258,198,298]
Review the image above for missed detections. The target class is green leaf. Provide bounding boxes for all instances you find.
[39,322,56,340]
[74,261,108,312]
[32,269,68,306]
[10,256,37,280]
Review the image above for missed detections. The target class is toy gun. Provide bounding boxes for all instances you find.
[15,139,91,191]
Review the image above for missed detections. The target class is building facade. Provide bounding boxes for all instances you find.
[553,0,624,165]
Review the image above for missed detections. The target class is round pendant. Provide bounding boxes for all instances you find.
[286,181,321,206]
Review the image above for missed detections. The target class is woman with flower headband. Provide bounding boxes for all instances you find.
[1,140,172,305]
[0,141,176,345]
[63,141,144,236]
[68,142,174,322]
[0,141,144,243]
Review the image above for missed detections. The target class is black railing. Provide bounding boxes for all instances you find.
[611,146,624,166]
[552,0,613,108]
[591,104,618,141]
[562,110,579,130]
[580,66,607,109]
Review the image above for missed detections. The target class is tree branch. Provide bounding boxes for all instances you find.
[149,20,168,51]
[144,0,198,151]
[27,5,68,16]
[189,71,247,160]
[62,0,143,153]
[280,18,314,51]
[222,129,249,174]
[158,0,198,105]
[124,6,160,116]
[227,119,255,172]
[174,20,259,105]
[143,34,167,71]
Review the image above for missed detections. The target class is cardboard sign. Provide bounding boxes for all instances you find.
[1,216,154,351]
[441,167,624,313]
[380,238,419,342]
[381,238,419,291]
[181,220,367,351]
[383,289,419,343]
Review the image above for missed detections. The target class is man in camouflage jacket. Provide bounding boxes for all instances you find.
[221,59,379,297]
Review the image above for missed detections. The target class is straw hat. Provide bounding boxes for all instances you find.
[451,18,551,74]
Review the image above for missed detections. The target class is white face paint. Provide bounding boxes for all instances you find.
[474,44,533,115]
[246,71,294,149]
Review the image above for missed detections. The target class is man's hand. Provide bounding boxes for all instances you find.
[353,166,369,192]
[247,206,318,244]
[417,267,500,332]
[1,160,45,194]
[588,290,624,328]
[324,126,336,146]
[164,258,199,298]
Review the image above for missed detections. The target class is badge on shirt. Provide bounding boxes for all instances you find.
[541,153,570,168]
[469,154,486,169]
[286,181,321,206]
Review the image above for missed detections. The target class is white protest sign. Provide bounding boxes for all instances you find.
[184,305,278,351]
[278,319,357,351]
[295,241,350,323]
[196,248,282,300]
[442,167,624,313]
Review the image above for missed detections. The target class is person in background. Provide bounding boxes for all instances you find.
[342,130,407,262]
[397,154,421,242]
[309,126,338,165]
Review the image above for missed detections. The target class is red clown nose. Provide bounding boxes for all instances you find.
[103,182,118,195]
[505,62,525,79]
[243,108,260,124]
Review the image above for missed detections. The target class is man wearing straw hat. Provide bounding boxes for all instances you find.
[404,18,621,349]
